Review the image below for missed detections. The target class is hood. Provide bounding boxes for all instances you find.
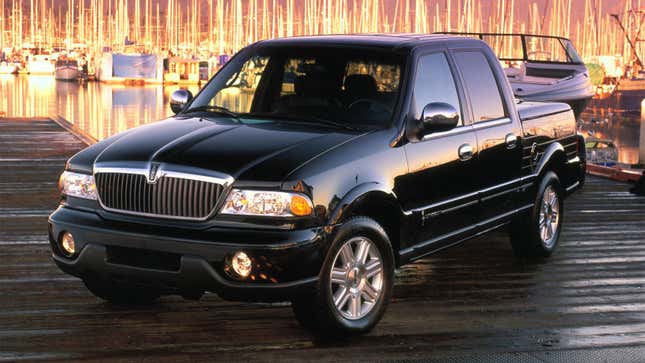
[92,116,363,183]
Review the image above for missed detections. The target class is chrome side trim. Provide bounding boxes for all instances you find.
[566,181,580,193]
[480,182,533,202]
[405,190,479,215]
[403,174,537,216]
[424,200,478,219]
[401,203,534,259]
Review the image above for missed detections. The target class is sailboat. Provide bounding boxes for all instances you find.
[0,61,19,74]
[27,54,55,75]
[55,59,81,81]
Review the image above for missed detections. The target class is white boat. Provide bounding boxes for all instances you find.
[0,61,18,74]
[55,59,81,81]
[97,52,163,84]
[27,55,55,75]
[585,137,619,167]
[439,33,594,119]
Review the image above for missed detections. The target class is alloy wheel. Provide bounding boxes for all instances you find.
[539,185,560,248]
[329,236,384,320]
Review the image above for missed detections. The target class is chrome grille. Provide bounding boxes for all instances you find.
[95,172,223,219]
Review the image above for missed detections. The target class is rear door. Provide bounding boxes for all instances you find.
[451,50,525,221]
[397,50,479,249]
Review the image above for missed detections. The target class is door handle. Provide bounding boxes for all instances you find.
[458,143,473,161]
[505,133,518,149]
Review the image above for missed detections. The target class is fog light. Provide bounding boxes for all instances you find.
[60,232,75,256]
[231,251,252,278]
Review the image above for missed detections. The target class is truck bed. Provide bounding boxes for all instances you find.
[515,100,582,190]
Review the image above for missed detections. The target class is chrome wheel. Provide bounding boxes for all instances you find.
[329,236,384,320]
[539,185,560,248]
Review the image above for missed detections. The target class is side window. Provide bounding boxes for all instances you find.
[412,53,463,126]
[453,51,506,122]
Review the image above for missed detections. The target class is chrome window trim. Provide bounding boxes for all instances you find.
[92,164,235,221]
[419,116,511,142]
[472,117,512,130]
[421,125,474,141]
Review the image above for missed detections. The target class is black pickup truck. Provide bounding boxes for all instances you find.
[50,34,586,335]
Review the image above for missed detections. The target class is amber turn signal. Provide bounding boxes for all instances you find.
[290,195,313,216]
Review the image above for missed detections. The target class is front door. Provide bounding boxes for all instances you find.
[396,51,479,255]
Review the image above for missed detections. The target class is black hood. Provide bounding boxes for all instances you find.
[91,117,363,183]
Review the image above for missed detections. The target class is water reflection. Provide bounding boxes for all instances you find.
[0,75,641,165]
[0,75,199,141]
[581,105,641,165]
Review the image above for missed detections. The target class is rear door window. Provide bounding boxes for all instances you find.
[453,51,507,123]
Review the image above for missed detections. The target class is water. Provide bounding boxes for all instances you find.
[0,74,641,165]
[582,97,643,165]
[0,75,199,141]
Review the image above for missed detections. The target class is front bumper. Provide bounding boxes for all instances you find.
[49,206,326,302]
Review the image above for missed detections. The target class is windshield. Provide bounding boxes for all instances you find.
[456,33,583,64]
[524,36,582,63]
[188,46,406,130]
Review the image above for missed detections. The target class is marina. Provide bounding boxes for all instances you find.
[0,0,644,360]
[0,117,644,361]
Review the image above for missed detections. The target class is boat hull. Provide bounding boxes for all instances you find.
[55,67,81,81]
[0,65,18,74]
[27,62,55,75]
[511,72,594,119]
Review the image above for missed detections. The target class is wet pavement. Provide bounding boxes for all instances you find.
[1,118,645,362]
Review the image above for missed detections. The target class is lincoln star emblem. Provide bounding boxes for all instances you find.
[148,163,161,183]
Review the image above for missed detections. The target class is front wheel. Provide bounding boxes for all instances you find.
[510,171,564,258]
[291,217,394,336]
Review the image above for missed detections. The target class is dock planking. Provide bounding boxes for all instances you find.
[1,118,644,362]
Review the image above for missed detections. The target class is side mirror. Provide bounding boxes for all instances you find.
[170,89,193,114]
[420,102,460,135]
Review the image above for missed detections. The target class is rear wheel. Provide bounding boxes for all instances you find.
[510,171,564,258]
[291,217,394,336]
[83,276,161,305]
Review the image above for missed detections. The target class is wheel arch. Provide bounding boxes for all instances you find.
[327,183,406,265]
[535,142,567,183]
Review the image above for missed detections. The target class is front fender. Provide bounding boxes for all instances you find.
[327,182,400,226]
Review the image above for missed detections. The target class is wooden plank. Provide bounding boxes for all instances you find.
[0,118,644,361]
[587,163,643,183]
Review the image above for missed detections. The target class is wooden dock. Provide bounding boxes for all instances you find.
[1,118,645,362]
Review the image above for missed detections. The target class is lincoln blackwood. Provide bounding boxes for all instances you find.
[50,34,586,334]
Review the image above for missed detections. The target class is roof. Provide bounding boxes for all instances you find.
[256,33,483,51]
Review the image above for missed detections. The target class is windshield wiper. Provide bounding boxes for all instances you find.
[184,105,241,120]
[243,112,361,132]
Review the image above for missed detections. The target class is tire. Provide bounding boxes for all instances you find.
[510,171,564,258]
[83,276,161,305]
[291,217,395,336]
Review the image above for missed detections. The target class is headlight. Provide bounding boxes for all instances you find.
[220,189,313,217]
[58,171,97,200]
